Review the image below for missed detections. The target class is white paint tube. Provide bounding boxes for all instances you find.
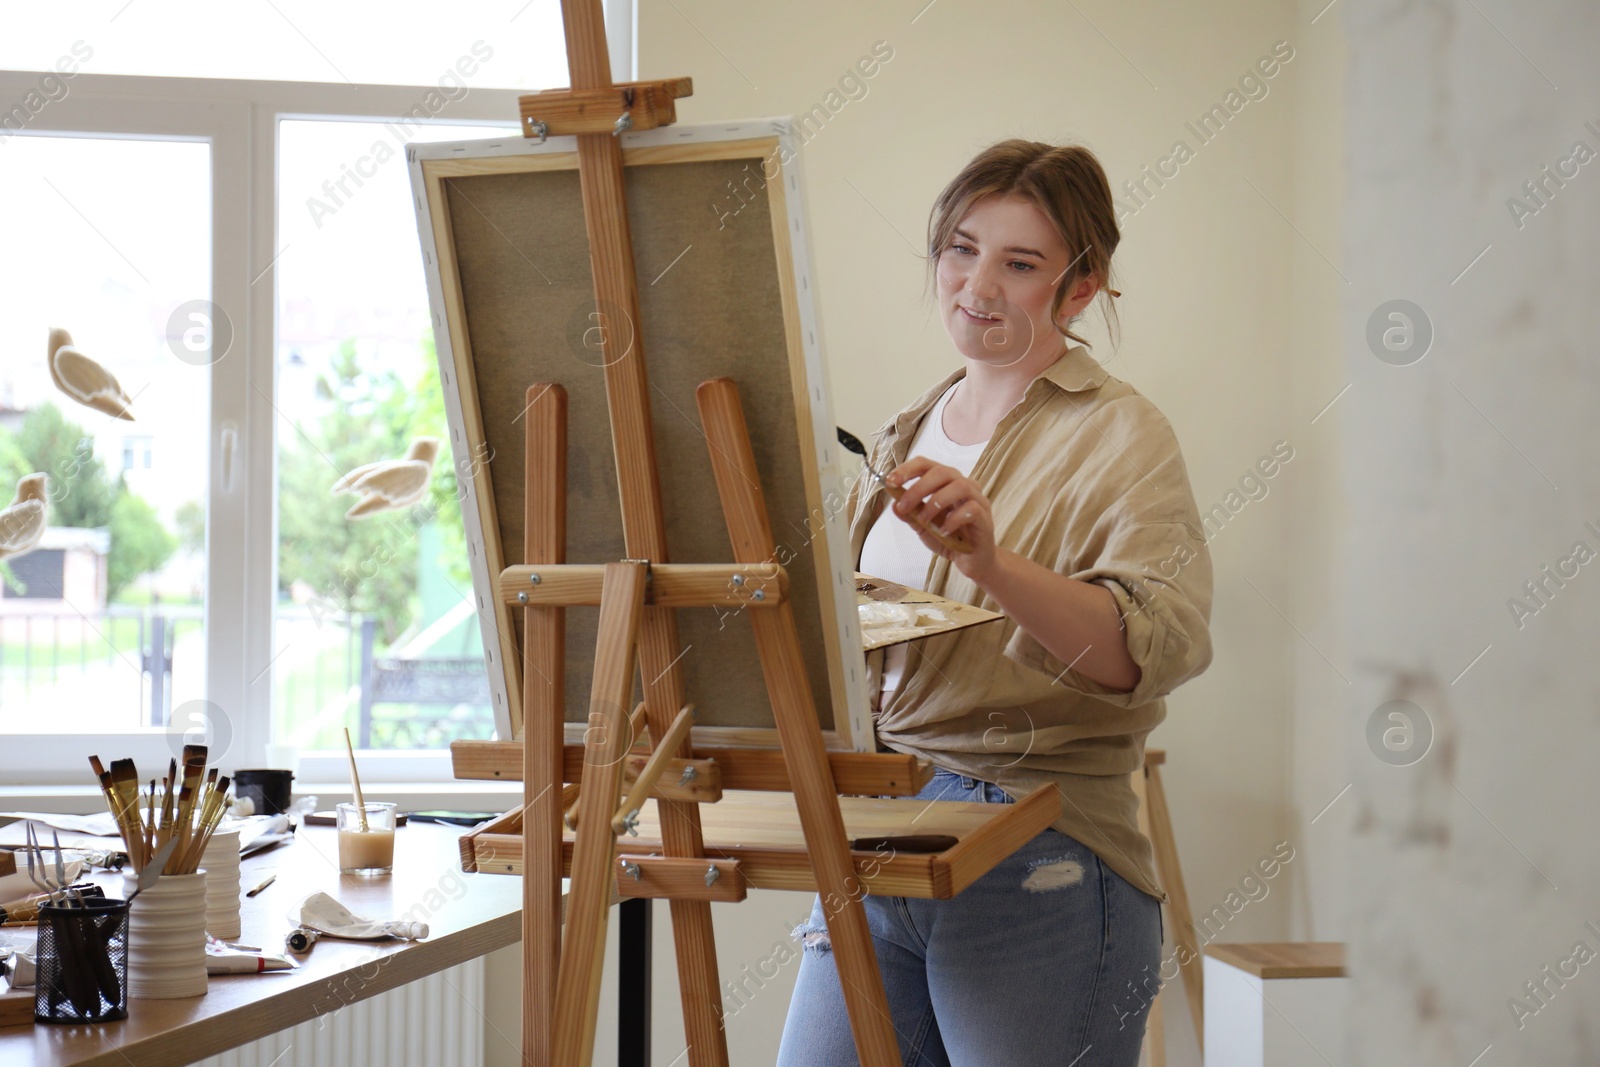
[205,946,296,974]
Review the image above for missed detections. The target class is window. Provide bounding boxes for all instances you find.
[0,3,632,783]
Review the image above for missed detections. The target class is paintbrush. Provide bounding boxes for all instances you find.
[159,758,177,846]
[343,728,370,832]
[108,759,145,868]
[88,757,125,850]
[169,756,200,872]
[836,426,974,554]
[183,747,209,828]
[91,758,120,820]
[180,774,231,873]
[195,767,217,837]
[91,757,141,868]
[146,779,156,862]
[91,752,236,877]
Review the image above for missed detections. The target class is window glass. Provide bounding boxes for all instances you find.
[0,4,564,89]
[0,133,210,732]
[273,118,514,753]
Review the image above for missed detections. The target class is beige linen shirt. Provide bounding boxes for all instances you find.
[849,345,1213,902]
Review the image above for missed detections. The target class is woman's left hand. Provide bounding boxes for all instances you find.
[885,456,998,583]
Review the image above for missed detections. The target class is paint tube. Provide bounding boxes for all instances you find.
[205,939,297,974]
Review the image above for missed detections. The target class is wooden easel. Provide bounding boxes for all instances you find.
[519,375,917,1067]
[515,5,926,1065]
[451,5,1058,1065]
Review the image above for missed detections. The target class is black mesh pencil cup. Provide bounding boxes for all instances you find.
[34,898,130,1024]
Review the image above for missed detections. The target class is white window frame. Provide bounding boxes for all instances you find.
[0,3,635,786]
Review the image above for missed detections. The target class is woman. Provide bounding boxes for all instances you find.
[776,140,1214,1066]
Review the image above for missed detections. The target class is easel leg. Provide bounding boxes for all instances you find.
[1131,759,1166,1067]
[1144,993,1166,1067]
[696,380,900,1067]
[636,610,732,1067]
[1146,762,1203,1052]
[524,383,568,1067]
[552,562,650,1067]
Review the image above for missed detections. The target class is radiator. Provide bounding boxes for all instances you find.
[194,958,485,1067]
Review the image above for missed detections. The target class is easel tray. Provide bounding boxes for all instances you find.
[460,787,1059,900]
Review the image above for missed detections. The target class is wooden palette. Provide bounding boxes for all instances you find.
[855,571,1003,652]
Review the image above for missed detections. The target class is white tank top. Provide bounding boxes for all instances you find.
[858,380,988,704]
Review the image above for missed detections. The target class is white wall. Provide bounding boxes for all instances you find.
[1342,1,1600,1063]
[482,3,1351,1066]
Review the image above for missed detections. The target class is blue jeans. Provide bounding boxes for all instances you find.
[776,769,1163,1066]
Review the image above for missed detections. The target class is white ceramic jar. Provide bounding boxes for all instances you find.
[123,869,208,999]
[201,829,242,940]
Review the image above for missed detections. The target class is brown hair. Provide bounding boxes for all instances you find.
[926,139,1121,348]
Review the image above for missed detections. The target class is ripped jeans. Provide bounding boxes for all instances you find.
[776,769,1163,1067]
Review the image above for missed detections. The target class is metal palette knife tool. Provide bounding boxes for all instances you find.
[835,427,974,554]
[52,831,79,907]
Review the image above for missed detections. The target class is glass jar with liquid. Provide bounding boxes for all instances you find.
[336,801,397,875]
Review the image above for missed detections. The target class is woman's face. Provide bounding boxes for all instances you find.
[934,194,1097,368]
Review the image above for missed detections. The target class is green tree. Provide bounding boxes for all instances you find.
[0,431,27,487]
[174,499,205,555]
[0,430,26,590]
[277,339,452,644]
[414,329,470,587]
[0,403,177,602]
[107,492,176,600]
[0,402,115,528]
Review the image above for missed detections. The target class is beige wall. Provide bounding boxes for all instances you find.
[486,3,1348,1064]
[1285,0,1349,948]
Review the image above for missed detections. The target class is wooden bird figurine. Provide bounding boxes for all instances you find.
[47,327,136,421]
[331,437,439,519]
[0,473,48,562]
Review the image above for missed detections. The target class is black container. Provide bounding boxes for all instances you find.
[35,898,130,1024]
[233,768,295,815]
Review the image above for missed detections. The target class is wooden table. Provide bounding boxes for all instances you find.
[0,822,525,1066]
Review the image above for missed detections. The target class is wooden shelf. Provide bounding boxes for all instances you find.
[1204,942,1346,980]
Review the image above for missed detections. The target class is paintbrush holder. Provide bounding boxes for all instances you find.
[123,870,208,999]
[34,898,129,1023]
[201,829,242,940]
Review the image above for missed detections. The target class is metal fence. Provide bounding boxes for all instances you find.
[0,605,201,726]
[354,616,491,748]
[0,608,492,748]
